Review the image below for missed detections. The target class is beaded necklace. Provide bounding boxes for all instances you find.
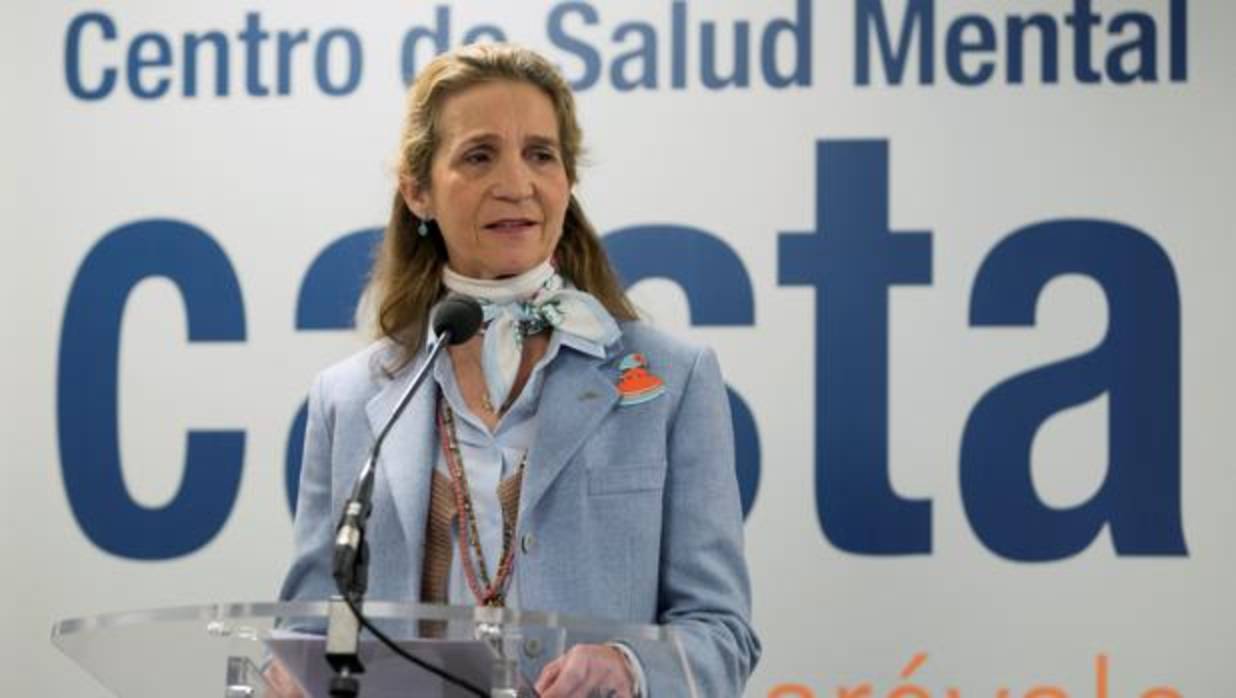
[436,395,526,607]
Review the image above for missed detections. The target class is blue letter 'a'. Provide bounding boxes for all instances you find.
[605,225,761,518]
[286,228,382,513]
[57,220,246,559]
[779,140,933,554]
[962,219,1186,561]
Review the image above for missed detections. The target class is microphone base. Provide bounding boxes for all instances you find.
[328,672,360,698]
[325,595,364,675]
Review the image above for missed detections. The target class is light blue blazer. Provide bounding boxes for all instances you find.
[279,321,760,695]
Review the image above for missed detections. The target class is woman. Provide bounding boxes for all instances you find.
[276,43,759,697]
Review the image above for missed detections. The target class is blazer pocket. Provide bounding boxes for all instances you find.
[587,463,665,496]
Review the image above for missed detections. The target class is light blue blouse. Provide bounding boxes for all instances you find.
[430,327,608,608]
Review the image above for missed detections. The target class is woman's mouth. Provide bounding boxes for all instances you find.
[484,218,538,233]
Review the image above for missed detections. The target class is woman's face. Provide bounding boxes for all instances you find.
[405,80,570,280]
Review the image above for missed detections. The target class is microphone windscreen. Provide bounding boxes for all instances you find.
[432,297,483,345]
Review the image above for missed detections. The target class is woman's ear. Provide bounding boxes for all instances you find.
[399,175,430,219]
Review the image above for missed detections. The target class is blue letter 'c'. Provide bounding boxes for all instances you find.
[65,11,118,100]
[57,219,246,559]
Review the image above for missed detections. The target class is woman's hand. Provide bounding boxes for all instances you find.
[263,659,306,698]
[534,643,635,698]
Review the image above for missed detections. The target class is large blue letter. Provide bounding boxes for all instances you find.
[779,140,933,554]
[547,2,602,90]
[57,220,246,559]
[314,28,363,96]
[605,225,761,517]
[286,228,382,512]
[962,219,1185,561]
[855,0,934,85]
[64,11,117,100]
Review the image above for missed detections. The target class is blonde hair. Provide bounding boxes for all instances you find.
[366,43,636,366]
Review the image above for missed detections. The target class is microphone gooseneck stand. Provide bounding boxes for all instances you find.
[325,298,487,698]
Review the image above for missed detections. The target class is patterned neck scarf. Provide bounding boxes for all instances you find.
[441,260,619,410]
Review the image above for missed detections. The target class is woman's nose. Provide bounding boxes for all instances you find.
[491,155,534,201]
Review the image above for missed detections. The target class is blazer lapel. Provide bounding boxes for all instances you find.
[521,347,621,519]
[365,355,438,564]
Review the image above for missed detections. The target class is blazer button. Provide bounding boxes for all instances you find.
[521,533,535,554]
[523,637,543,658]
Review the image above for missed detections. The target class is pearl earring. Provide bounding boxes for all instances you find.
[417,219,430,237]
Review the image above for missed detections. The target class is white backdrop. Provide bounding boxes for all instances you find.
[4,1,1234,696]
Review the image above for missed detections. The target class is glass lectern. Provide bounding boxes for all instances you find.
[52,601,699,697]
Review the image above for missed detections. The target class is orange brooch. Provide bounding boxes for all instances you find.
[616,353,666,405]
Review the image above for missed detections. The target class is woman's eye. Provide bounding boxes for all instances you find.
[463,150,491,165]
[530,148,558,163]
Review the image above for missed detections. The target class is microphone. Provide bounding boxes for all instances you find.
[432,295,485,346]
[332,295,482,591]
[326,296,483,694]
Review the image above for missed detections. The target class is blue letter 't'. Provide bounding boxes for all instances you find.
[779,140,933,554]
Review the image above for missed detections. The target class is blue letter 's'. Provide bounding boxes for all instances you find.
[548,2,602,90]
[605,225,761,518]
[65,12,117,100]
[57,220,246,559]
[962,220,1185,561]
[779,140,933,554]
